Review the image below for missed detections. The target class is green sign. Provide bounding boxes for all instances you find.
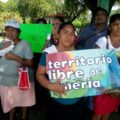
[20,24,52,53]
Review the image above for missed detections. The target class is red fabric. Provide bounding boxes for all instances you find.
[73,36,78,45]
[18,67,30,90]
[93,94,120,115]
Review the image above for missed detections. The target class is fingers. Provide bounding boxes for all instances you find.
[111,92,120,98]
[50,81,67,95]
[5,53,12,58]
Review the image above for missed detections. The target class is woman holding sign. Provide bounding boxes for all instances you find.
[36,22,84,120]
[93,14,120,120]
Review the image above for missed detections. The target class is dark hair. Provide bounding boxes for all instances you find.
[5,26,21,33]
[36,18,47,24]
[94,7,109,17]
[54,16,64,23]
[109,14,120,25]
[58,22,75,33]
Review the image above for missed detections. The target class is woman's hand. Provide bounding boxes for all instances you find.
[48,80,66,95]
[5,53,16,60]
[5,53,23,64]
[105,89,120,98]
[3,41,11,48]
[110,92,120,98]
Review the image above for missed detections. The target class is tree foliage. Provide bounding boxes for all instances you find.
[0,0,22,30]
[16,0,63,23]
[16,0,30,23]
[0,11,22,31]
[0,0,119,28]
[63,0,87,22]
[0,2,4,12]
[4,0,17,12]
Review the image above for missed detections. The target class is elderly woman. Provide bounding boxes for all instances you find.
[0,20,35,120]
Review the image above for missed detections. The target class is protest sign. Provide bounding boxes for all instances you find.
[20,24,52,53]
[46,49,120,98]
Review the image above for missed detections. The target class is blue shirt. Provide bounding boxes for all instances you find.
[77,24,108,49]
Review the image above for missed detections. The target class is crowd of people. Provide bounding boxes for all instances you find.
[0,7,120,120]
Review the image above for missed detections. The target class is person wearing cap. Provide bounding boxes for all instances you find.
[0,19,36,120]
[0,20,15,57]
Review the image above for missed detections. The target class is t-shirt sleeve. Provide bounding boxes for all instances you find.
[23,42,33,59]
[39,52,47,66]
[95,37,107,49]
[78,25,90,42]
[78,29,85,42]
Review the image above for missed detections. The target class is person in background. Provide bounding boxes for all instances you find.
[93,13,120,120]
[77,7,108,49]
[0,19,36,120]
[36,18,47,24]
[75,7,109,120]
[36,22,84,120]
[43,16,64,49]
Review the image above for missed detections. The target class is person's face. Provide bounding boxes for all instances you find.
[110,20,120,36]
[5,26,20,40]
[53,18,62,33]
[58,25,75,48]
[94,10,108,24]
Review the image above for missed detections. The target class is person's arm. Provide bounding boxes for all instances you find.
[36,52,66,95]
[95,37,107,49]
[5,53,33,67]
[42,40,49,50]
[36,65,66,95]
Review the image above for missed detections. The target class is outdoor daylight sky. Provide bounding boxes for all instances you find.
[0,0,8,2]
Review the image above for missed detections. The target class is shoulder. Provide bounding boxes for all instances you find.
[96,36,107,48]
[79,24,94,37]
[17,40,32,54]
[97,36,107,43]
[43,45,57,53]
[20,40,29,45]
[19,40,31,49]
[81,24,93,31]
[39,52,48,66]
